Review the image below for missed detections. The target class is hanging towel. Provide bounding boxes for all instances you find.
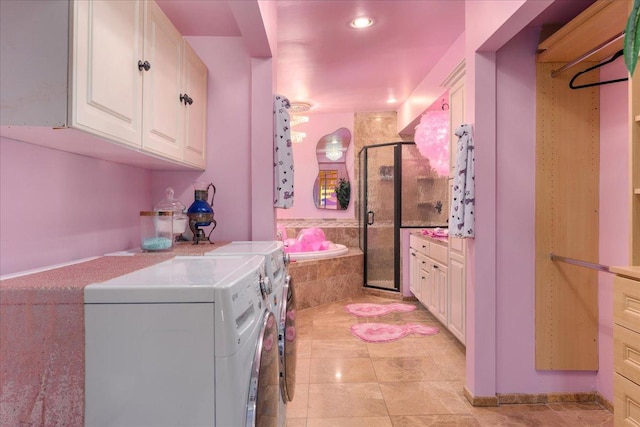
[273,94,294,208]
[448,124,475,238]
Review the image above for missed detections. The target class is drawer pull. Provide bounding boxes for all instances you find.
[137,60,151,71]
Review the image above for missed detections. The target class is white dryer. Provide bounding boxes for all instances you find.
[84,255,280,427]
[206,242,298,419]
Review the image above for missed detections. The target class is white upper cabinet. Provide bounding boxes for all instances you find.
[72,0,144,148]
[181,40,208,169]
[141,0,184,161]
[0,0,207,170]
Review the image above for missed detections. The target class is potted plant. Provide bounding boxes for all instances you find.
[625,0,640,74]
[335,178,351,210]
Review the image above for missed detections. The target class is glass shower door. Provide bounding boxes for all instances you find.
[361,144,399,290]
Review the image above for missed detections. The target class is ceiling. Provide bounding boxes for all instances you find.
[158,0,592,116]
[158,0,463,115]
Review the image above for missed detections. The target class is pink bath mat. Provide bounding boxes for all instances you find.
[350,323,439,343]
[345,303,417,317]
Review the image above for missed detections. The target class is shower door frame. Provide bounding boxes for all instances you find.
[359,142,412,292]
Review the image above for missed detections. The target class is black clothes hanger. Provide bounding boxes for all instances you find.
[569,49,628,90]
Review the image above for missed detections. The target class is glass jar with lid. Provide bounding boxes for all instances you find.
[154,187,188,241]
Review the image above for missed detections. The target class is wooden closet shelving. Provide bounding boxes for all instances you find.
[534,0,630,371]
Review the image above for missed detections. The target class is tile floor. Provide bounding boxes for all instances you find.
[286,294,613,427]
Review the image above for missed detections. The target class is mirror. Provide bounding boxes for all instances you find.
[313,127,351,209]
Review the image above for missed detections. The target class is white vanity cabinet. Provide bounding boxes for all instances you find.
[409,232,465,344]
[0,0,207,170]
[448,236,466,344]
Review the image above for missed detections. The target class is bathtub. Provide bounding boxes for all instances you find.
[287,244,349,261]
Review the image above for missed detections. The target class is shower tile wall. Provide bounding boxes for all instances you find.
[354,112,401,287]
[401,144,449,227]
[278,219,359,247]
[354,112,449,288]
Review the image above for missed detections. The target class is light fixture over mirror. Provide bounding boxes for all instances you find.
[313,128,351,210]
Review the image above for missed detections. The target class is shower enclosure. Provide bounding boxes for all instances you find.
[358,142,448,291]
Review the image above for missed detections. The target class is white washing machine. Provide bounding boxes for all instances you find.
[206,241,297,425]
[84,255,280,427]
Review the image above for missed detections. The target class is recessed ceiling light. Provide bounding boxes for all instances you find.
[386,97,397,104]
[351,17,373,29]
[290,102,312,113]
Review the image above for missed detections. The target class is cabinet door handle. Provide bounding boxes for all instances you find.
[180,94,194,105]
[138,60,151,71]
[433,265,439,269]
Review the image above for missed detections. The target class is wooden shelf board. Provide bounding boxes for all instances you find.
[537,0,628,64]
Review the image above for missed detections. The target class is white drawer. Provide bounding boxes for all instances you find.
[615,324,640,386]
[615,275,640,333]
[410,234,429,256]
[615,372,640,426]
[429,242,448,264]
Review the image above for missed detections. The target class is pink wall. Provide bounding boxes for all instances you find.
[597,58,629,402]
[276,112,355,219]
[0,137,151,275]
[151,37,254,243]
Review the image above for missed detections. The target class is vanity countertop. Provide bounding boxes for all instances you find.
[410,230,448,246]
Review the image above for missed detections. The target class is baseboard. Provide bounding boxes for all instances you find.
[463,386,499,407]
[464,387,613,412]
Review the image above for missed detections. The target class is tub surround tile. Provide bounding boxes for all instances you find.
[289,249,363,310]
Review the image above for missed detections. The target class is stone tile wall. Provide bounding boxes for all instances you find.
[289,248,363,310]
[278,219,360,248]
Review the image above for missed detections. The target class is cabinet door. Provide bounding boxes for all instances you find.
[142,0,183,160]
[409,249,420,299]
[181,41,207,169]
[448,255,465,344]
[420,261,431,308]
[433,262,448,325]
[72,0,143,147]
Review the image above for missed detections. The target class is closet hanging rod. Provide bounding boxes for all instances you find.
[550,31,625,78]
[550,253,611,274]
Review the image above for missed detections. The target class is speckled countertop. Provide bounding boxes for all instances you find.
[410,230,448,246]
[0,241,230,305]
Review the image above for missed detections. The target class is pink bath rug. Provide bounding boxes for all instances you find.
[345,303,417,317]
[350,323,439,343]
